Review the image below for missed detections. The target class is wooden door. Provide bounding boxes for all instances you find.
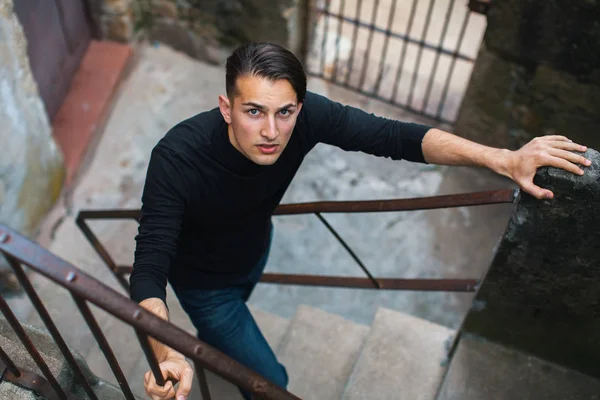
[14,0,93,120]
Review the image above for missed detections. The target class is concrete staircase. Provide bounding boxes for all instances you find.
[3,280,455,400]
[4,221,599,399]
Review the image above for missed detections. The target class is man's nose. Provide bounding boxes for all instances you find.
[261,117,278,140]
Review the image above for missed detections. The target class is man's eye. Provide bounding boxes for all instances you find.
[280,109,290,116]
[248,109,260,116]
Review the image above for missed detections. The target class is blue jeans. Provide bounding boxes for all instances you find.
[173,231,288,399]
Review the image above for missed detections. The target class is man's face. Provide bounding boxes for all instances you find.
[219,75,303,166]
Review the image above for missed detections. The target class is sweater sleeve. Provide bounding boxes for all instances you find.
[130,147,188,303]
[302,91,431,163]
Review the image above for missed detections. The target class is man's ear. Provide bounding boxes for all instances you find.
[218,95,232,124]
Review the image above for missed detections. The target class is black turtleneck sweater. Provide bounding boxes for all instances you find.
[130,91,431,303]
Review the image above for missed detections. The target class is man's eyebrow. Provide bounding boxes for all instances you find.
[242,102,266,110]
[241,102,297,111]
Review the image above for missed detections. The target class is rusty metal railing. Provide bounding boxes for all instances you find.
[0,225,301,400]
[0,189,516,399]
[76,189,517,294]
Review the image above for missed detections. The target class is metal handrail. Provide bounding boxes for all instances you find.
[0,189,516,399]
[76,189,517,294]
[0,224,301,400]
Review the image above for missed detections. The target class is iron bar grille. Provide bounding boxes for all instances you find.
[305,0,487,124]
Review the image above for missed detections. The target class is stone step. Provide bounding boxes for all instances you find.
[0,316,138,399]
[436,334,600,400]
[277,305,370,400]
[342,307,454,400]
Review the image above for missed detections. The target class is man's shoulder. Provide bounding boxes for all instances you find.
[302,90,334,108]
[155,107,221,156]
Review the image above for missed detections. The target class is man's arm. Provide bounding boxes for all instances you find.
[421,129,592,199]
[139,298,193,400]
[131,146,193,400]
[139,298,185,362]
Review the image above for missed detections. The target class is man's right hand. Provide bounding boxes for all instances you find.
[144,354,194,400]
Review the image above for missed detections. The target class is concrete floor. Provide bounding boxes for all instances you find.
[42,41,515,330]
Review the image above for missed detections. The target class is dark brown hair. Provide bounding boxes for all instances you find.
[226,42,307,103]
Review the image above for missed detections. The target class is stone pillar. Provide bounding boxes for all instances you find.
[455,1,600,150]
[0,1,65,270]
[459,148,600,378]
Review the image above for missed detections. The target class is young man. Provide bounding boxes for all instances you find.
[131,42,591,400]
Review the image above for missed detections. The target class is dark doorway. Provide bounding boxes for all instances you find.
[14,0,93,120]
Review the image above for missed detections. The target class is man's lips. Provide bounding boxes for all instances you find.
[257,144,279,154]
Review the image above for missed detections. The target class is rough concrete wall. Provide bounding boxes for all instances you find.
[94,0,304,64]
[145,0,302,64]
[454,0,600,150]
[0,1,64,244]
[96,0,136,42]
[460,148,600,378]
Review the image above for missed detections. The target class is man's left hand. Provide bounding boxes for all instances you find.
[505,135,591,200]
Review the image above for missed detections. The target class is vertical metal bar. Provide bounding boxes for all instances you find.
[331,0,346,82]
[71,295,136,400]
[0,345,21,377]
[319,0,331,78]
[314,213,380,289]
[0,295,67,399]
[436,10,471,120]
[344,0,363,85]
[5,256,98,400]
[135,331,167,387]
[422,0,456,111]
[194,361,212,400]
[75,217,130,290]
[390,0,419,101]
[372,0,398,95]
[406,0,436,109]
[357,0,380,90]
[297,0,312,66]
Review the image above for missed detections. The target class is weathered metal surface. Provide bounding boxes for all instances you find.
[260,274,478,292]
[194,361,213,400]
[273,190,517,215]
[0,225,301,400]
[77,191,513,293]
[5,255,98,400]
[0,287,67,399]
[0,361,78,400]
[315,213,380,289]
[134,330,167,387]
[0,346,21,378]
[72,295,136,400]
[306,0,481,123]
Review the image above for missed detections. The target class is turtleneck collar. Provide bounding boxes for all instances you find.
[214,115,265,177]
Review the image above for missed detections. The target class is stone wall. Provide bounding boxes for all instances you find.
[94,0,305,64]
[455,0,600,151]
[0,1,65,259]
[459,148,600,378]
[93,0,136,43]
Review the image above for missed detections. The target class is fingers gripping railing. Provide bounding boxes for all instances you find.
[77,189,518,293]
[0,225,301,400]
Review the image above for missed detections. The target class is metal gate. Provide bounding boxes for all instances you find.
[304,0,489,124]
[13,0,94,120]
